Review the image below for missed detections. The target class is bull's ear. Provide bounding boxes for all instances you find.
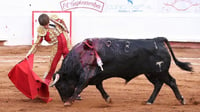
[50,73,60,87]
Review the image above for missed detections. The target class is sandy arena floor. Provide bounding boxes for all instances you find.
[0,45,200,112]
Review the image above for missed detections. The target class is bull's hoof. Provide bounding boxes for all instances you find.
[64,101,72,106]
[76,95,82,100]
[146,102,152,105]
[106,97,112,103]
[180,96,186,105]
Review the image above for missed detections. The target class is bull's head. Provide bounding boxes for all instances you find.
[51,73,77,106]
[51,39,98,106]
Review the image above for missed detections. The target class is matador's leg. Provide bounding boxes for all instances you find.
[44,44,62,85]
[43,44,57,79]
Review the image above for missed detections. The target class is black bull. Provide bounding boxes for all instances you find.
[52,37,192,106]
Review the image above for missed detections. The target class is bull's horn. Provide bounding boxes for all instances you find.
[50,73,60,87]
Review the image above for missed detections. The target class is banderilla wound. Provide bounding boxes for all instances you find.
[95,51,104,71]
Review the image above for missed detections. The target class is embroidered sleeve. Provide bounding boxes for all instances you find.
[27,36,43,55]
[63,31,72,50]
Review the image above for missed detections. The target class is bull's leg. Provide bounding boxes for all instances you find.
[96,82,111,103]
[145,74,163,104]
[70,77,88,103]
[161,72,185,105]
[70,70,96,103]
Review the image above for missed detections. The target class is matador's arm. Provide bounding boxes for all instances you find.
[26,26,45,57]
[50,15,72,50]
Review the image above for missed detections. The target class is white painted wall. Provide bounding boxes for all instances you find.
[0,0,200,45]
[72,13,200,45]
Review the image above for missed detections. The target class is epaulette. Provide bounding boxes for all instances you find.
[37,25,47,36]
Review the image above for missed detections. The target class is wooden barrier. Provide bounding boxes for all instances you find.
[170,41,200,49]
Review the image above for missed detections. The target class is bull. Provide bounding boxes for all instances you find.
[51,37,192,106]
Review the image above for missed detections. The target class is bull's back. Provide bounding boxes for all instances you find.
[94,38,171,75]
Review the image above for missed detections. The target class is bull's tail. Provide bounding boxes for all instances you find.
[157,37,193,72]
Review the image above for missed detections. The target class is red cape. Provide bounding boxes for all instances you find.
[8,54,52,103]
